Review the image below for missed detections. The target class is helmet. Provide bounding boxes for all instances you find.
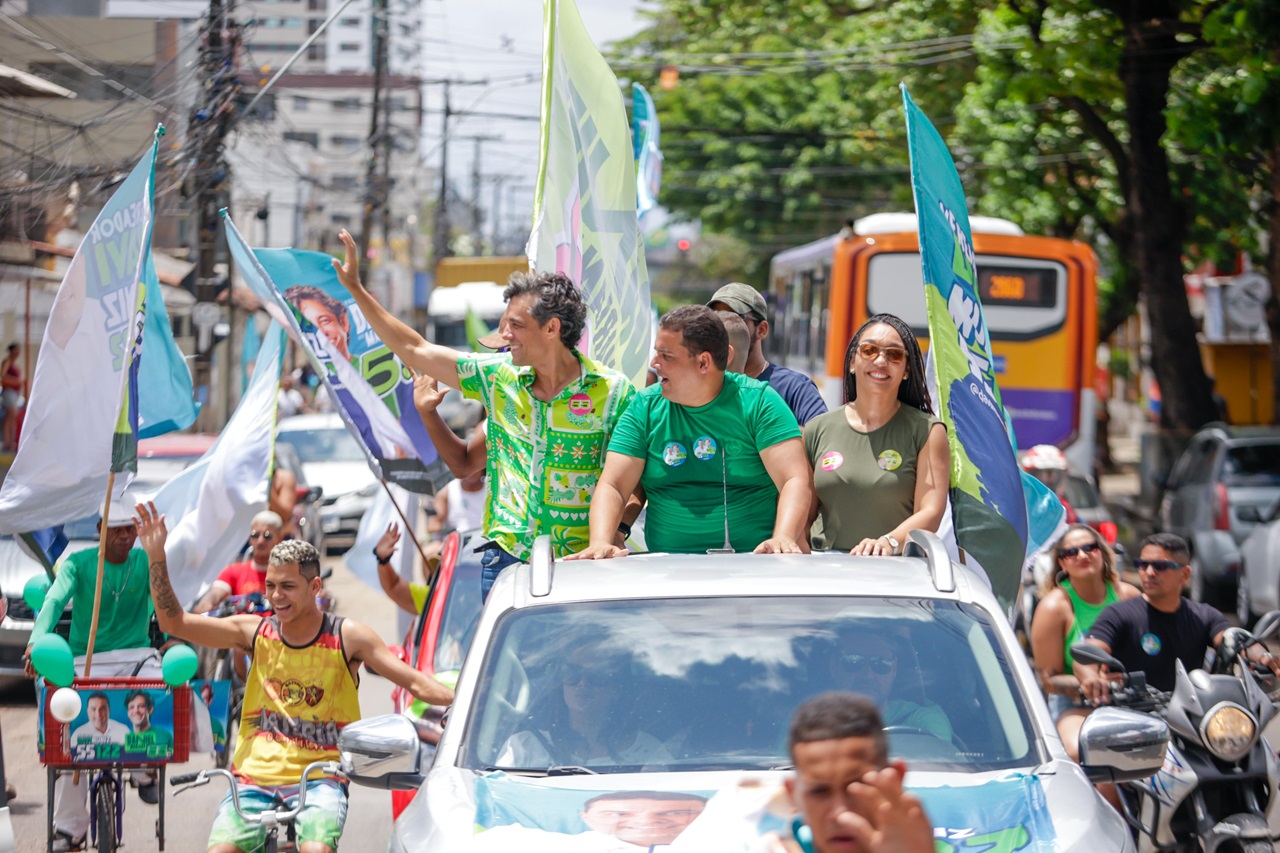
[1020,444,1067,491]
[1019,444,1067,472]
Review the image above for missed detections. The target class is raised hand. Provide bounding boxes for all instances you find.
[331,229,363,293]
[842,763,935,853]
[133,500,168,559]
[376,522,401,562]
[413,373,447,415]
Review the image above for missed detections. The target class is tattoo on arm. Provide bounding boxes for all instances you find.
[149,559,183,619]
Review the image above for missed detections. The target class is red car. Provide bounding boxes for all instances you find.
[388,528,484,818]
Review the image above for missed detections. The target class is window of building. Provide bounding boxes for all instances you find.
[307,0,324,10]
[331,214,353,227]
[340,16,361,26]
[293,95,310,111]
[306,44,326,61]
[339,42,361,52]
[330,135,361,149]
[330,175,359,192]
[333,96,362,111]
[388,97,407,112]
[283,131,319,148]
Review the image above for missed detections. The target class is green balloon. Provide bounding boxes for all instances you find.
[161,644,199,687]
[23,574,50,613]
[30,633,75,688]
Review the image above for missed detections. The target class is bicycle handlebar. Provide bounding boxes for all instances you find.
[170,761,345,825]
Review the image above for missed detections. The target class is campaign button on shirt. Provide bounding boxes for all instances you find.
[1142,633,1162,656]
[820,451,844,471]
[693,436,717,460]
[663,442,687,467]
[877,449,903,471]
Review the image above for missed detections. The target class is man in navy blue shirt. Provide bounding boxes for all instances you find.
[708,283,828,425]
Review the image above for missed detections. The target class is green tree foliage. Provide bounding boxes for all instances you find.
[619,0,1275,429]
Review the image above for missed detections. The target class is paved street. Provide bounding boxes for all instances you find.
[0,552,401,852]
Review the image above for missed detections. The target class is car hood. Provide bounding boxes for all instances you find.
[301,461,376,499]
[392,761,1129,851]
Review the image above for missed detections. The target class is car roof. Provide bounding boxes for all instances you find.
[1194,424,1280,446]
[277,412,345,431]
[137,432,218,457]
[491,534,985,609]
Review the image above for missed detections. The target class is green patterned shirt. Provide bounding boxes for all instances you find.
[457,351,635,559]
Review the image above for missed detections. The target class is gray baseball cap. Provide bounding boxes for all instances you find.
[707,282,767,322]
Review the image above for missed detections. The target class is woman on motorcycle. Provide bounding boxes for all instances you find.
[1030,524,1140,760]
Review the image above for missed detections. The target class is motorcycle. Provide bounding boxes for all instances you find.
[1072,611,1280,853]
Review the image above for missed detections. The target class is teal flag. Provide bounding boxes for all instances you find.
[902,87,1055,606]
[137,248,198,438]
[631,82,662,221]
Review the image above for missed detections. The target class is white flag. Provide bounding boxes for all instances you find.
[0,131,160,532]
[151,322,284,606]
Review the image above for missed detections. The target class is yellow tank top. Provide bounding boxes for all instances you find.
[232,612,362,787]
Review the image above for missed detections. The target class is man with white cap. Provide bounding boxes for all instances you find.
[23,492,165,850]
[707,283,827,425]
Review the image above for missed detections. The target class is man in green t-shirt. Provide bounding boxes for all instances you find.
[331,230,636,598]
[23,496,164,850]
[568,306,811,558]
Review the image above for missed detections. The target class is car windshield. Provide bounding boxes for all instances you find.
[461,597,1036,775]
[434,560,483,674]
[1223,443,1280,487]
[277,427,365,463]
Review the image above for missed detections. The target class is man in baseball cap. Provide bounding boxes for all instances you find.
[708,283,827,425]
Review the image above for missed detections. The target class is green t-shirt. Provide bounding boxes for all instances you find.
[805,404,942,551]
[457,350,636,559]
[125,726,174,759]
[608,373,801,553]
[32,547,154,656]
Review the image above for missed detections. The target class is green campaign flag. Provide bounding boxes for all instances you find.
[528,0,652,387]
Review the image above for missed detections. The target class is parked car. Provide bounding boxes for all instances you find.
[1235,496,1280,626]
[276,413,378,553]
[1158,425,1280,607]
[386,527,484,818]
[339,533,1162,852]
[133,432,218,494]
[0,516,98,678]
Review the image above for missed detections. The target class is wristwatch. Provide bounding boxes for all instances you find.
[880,534,900,555]
[374,546,391,565]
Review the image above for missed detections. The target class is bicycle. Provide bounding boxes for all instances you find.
[46,762,168,853]
[170,761,345,853]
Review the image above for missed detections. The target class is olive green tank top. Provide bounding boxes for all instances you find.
[1062,579,1118,674]
[804,404,941,551]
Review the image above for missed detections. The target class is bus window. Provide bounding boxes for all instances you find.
[866,254,1067,341]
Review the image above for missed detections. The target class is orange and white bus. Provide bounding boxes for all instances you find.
[765,213,1099,473]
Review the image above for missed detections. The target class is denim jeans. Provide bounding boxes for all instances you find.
[480,545,522,601]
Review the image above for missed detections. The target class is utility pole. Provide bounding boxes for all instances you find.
[189,0,239,431]
[358,0,389,285]
[466,135,500,249]
[432,79,451,268]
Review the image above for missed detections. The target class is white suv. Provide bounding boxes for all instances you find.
[340,532,1164,851]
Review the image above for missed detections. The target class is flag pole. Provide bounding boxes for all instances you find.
[379,479,435,580]
[82,471,116,677]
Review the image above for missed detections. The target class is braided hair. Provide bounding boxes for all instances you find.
[842,313,932,413]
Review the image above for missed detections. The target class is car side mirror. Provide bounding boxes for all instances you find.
[338,714,425,791]
[1078,707,1169,783]
[1239,506,1263,524]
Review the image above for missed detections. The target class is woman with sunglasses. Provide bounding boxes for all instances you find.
[1029,524,1139,759]
[803,314,949,555]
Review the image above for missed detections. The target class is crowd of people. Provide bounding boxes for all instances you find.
[24,228,1278,852]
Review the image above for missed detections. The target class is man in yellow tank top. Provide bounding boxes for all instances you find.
[134,501,454,853]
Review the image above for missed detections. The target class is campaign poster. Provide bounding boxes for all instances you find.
[191,679,232,754]
[43,685,180,765]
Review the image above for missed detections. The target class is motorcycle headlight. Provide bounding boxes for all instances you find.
[1200,703,1256,762]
